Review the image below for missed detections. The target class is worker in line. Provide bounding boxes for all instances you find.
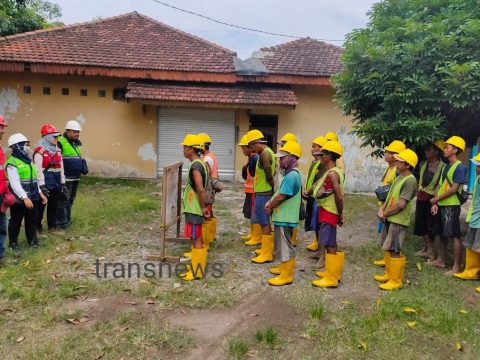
[198,132,218,245]
[324,131,346,174]
[373,140,406,267]
[34,123,68,234]
[304,136,327,259]
[375,149,418,290]
[6,133,48,250]
[265,141,302,286]
[430,136,467,275]
[238,135,262,245]
[311,140,345,288]
[414,140,445,260]
[0,115,9,264]
[453,153,480,293]
[180,134,209,281]
[248,129,276,264]
[56,120,87,228]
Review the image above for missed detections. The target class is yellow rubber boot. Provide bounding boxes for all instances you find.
[268,258,295,286]
[306,238,319,251]
[454,248,480,280]
[374,251,391,282]
[183,246,193,258]
[202,221,211,251]
[476,286,480,293]
[316,251,345,280]
[379,256,405,291]
[312,252,344,288]
[210,217,218,241]
[270,264,280,275]
[245,224,262,246]
[241,224,254,241]
[251,234,274,263]
[182,247,207,281]
[374,256,386,267]
[291,228,298,247]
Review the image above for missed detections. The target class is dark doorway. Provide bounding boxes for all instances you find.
[249,114,278,151]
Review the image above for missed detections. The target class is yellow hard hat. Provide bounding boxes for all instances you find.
[433,139,445,151]
[181,134,204,149]
[277,141,302,158]
[280,132,298,143]
[471,153,480,166]
[395,149,418,168]
[247,129,266,144]
[198,133,211,144]
[325,131,338,142]
[384,140,406,154]
[312,135,327,147]
[322,140,343,156]
[445,135,466,151]
[237,135,249,146]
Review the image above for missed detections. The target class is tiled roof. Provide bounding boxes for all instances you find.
[255,38,344,77]
[126,81,298,107]
[0,12,235,74]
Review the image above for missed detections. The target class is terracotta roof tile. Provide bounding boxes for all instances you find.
[126,81,298,107]
[256,38,344,77]
[0,12,235,73]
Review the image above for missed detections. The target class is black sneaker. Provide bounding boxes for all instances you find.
[30,241,39,248]
[9,243,19,251]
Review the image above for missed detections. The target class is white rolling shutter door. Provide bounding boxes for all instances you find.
[157,108,236,180]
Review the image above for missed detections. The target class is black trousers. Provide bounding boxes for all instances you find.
[37,189,62,230]
[9,200,39,245]
[56,180,79,228]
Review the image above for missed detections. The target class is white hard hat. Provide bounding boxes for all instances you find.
[8,133,29,147]
[65,120,82,131]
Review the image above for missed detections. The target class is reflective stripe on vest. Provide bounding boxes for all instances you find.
[182,159,208,216]
[272,169,302,225]
[418,160,445,195]
[254,147,276,193]
[438,160,462,206]
[6,156,39,200]
[0,146,6,194]
[313,167,345,215]
[384,174,416,226]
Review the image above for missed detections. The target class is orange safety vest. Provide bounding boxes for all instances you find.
[245,158,254,194]
[202,151,218,178]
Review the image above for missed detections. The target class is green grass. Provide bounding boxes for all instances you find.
[309,304,324,320]
[227,338,251,359]
[255,326,279,347]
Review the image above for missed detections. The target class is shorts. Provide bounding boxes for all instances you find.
[379,221,407,253]
[317,222,337,247]
[273,225,296,262]
[243,193,254,219]
[463,226,480,252]
[251,194,271,226]
[184,223,202,239]
[440,206,462,238]
[414,199,442,237]
[304,198,318,232]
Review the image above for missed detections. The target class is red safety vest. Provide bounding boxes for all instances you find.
[202,151,218,178]
[0,146,6,194]
[244,156,254,194]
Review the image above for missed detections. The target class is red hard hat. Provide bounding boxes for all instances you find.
[41,123,59,136]
[0,115,8,127]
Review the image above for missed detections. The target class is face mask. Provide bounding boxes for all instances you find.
[22,145,32,155]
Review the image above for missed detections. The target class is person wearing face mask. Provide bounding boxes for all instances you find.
[56,120,87,229]
[5,133,48,250]
[34,123,67,234]
[264,141,303,286]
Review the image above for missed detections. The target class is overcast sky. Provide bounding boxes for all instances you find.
[52,0,378,59]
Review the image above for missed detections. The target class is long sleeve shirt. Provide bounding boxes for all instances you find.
[6,165,42,199]
[33,152,65,186]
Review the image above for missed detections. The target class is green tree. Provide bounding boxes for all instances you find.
[333,0,480,154]
[0,0,62,36]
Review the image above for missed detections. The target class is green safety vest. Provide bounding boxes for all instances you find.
[466,176,479,224]
[272,169,302,225]
[58,136,81,157]
[305,161,321,193]
[254,147,276,193]
[418,160,445,195]
[437,160,462,206]
[182,159,208,216]
[313,167,344,215]
[384,174,416,226]
[6,156,38,199]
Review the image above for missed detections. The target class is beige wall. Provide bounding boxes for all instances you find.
[0,73,157,177]
[235,86,385,192]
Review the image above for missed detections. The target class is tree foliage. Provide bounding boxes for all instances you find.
[333,0,480,155]
[0,0,62,36]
